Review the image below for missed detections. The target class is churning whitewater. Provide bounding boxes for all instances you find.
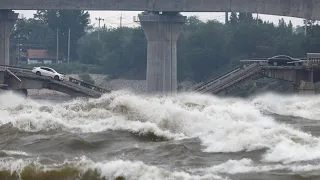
[1,91,320,180]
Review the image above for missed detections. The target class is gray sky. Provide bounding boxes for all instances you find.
[15,10,305,28]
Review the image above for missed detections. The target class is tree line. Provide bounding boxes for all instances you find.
[10,11,320,82]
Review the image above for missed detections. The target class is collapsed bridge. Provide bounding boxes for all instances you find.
[192,60,320,94]
[0,65,110,98]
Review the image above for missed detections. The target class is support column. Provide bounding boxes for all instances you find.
[0,10,18,65]
[138,12,185,94]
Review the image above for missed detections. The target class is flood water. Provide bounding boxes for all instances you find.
[0,91,320,180]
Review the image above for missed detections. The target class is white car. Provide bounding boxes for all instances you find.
[32,67,64,81]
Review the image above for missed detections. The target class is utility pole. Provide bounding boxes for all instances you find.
[56,10,60,63]
[56,28,59,63]
[304,19,307,36]
[95,17,104,40]
[120,13,123,28]
[17,35,20,65]
[67,28,71,63]
[225,12,228,24]
[256,13,259,25]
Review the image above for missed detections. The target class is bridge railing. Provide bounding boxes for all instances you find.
[0,65,32,74]
[195,63,261,93]
[0,65,111,94]
[306,58,320,67]
[207,63,261,93]
[69,77,110,93]
[193,66,241,91]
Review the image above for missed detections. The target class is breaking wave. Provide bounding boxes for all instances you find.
[1,91,320,163]
[0,157,224,180]
[1,157,320,180]
[197,158,320,174]
[251,92,320,120]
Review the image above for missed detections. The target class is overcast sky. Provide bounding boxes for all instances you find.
[15,10,306,28]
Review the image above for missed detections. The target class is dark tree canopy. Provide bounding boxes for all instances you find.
[33,10,90,60]
[11,12,319,82]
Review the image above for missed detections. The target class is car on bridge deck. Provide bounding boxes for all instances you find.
[32,67,64,81]
[268,55,303,66]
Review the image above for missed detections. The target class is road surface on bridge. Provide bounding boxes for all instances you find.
[0,65,110,98]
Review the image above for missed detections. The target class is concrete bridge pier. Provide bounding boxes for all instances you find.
[138,12,186,94]
[0,10,18,65]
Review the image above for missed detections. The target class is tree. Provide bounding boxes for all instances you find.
[12,12,309,83]
[184,20,228,81]
[34,10,90,60]
[229,12,238,25]
[238,12,253,24]
[77,33,103,65]
[305,24,320,53]
[123,27,147,79]
[11,18,49,48]
[10,18,52,64]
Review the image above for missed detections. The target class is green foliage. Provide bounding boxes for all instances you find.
[11,18,49,49]
[11,10,90,61]
[13,12,318,83]
[305,24,320,53]
[77,27,146,79]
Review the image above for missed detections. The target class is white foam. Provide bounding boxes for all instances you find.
[251,92,320,120]
[199,158,320,174]
[2,91,320,163]
[262,138,320,163]
[0,157,226,180]
[0,158,31,176]
[84,158,224,180]
[0,150,29,156]
[2,157,320,179]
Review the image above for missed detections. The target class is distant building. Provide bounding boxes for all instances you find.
[27,49,63,64]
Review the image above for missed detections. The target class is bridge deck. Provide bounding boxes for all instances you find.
[1,0,318,20]
[0,66,110,98]
[193,63,262,94]
[193,63,320,94]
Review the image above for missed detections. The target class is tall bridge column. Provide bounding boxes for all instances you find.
[138,12,185,94]
[0,10,18,65]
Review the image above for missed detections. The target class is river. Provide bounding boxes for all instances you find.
[0,91,320,180]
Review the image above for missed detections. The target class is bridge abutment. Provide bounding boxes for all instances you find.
[138,12,185,94]
[0,10,18,65]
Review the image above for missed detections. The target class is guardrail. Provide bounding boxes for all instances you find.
[194,66,241,91]
[207,63,261,93]
[0,65,32,74]
[69,77,110,93]
[0,65,32,70]
[195,63,261,93]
